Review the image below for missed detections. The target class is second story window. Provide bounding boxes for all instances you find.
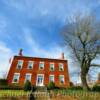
[39,62,44,70]
[17,60,23,69]
[50,63,54,71]
[12,73,20,83]
[59,63,64,71]
[28,61,33,69]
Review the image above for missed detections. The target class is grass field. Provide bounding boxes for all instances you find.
[52,89,100,100]
[0,90,29,97]
[0,90,100,100]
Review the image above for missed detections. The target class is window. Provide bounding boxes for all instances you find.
[39,62,44,70]
[59,75,64,84]
[28,61,33,69]
[25,74,31,82]
[17,60,23,69]
[12,73,20,83]
[49,75,54,82]
[50,63,54,71]
[59,63,64,71]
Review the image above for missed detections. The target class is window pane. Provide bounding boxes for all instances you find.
[59,63,64,71]
[50,75,54,82]
[39,62,44,69]
[28,61,33,69]
[59,75,64,84]
[25,74,31,81]
[50,63,54,71]
[17,60,23,69]
[13,73,20,83]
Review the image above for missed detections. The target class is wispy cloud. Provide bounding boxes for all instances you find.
[22,27,63,58]
[0,41,14,78]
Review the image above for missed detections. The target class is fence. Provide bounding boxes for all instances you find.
[0,90,100,100]
[0,91,49,100]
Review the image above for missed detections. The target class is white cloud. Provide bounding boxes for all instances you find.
[2,0,93,24]
[0,41,14,78]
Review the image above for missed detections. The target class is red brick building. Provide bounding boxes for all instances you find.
[7,51,70,88]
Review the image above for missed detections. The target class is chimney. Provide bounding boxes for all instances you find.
[61,52,64,59]
[19,48,23,56]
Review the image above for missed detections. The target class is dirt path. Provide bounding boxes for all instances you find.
[50,95,78,100]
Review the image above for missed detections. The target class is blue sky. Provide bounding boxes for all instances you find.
[0,0,100,83]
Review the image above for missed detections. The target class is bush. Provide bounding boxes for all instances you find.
[67,86,83,90]
[48,82,55,90]
[24,80,31,91]
[0,79,8,86]
[92,84,100,92]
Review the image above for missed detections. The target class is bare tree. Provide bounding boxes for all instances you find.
[61,15,100,90]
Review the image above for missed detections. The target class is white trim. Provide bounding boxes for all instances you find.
[36,74,44,86]
[49,75,54,82]
[12,73,20,83]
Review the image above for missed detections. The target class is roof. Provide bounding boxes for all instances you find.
[14,55,67,62]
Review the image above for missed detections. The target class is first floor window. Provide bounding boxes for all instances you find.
[59,75,64,84]
[49,75,54,82]
[25,74,31,82]
[12,73,20,83]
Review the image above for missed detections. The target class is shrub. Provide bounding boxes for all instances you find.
[48,82,55,90]
[92,84,100,92]
[67,86,83,90]
[24,80,31,91]
[0,79,8,86]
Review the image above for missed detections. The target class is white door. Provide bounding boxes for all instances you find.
[36,74,44,86]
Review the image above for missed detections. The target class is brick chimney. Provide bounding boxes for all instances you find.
[18,48,23,56]
[61,52,64,59]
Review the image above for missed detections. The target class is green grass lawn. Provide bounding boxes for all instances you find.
[52,89,100,100]
[0,90,29,97]
[0,89,100,100]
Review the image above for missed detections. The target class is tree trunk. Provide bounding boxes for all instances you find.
[81,69,90,91]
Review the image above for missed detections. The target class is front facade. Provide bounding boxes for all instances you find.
[7,55,70,88]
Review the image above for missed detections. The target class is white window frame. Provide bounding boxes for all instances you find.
[17,60,23,69]
[59,75,65,84]
[50,63,55,71]
[36,74,44,86]
[39,62,44,70]
[49,75,54,82]
[27,61,34,69]
[59,63,64,71]
[25,73,32,82]
[12,73,20,83]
